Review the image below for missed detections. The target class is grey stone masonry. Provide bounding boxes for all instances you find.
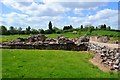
[88,42,120,71]
[0,35,88,51]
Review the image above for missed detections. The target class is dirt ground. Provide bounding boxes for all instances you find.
[89,40,119,49]
[88,40,119,72]
[86,51,110,72]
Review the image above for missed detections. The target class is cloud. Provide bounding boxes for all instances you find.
[84,9,118,29]
[42,0,119,2]
[88,9,118,21]
[58,9,118,29]
[2,0,69,17]
[1,0,107,17]
[0,0,118,30]
[55,2,107,9]
[0,12,64,29]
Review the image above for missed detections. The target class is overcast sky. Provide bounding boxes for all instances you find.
[0,0,119,30]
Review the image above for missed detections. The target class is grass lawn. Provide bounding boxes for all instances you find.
[0,35,30,42]
[46,33,81,38]
[91,30,120,37]
[0,30,120,42]
[0,33,82,42]
[2,49,119,78]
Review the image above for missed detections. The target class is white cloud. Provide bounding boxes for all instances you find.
[88,9,118,21]
[74,8,84,16]
[84,9,118,29]
[55,2,107,9]
[42,0,119,2]
[1,0,107,17]
[0,0,118,30]
[0,9,118,30]
[0,12,64,29]
[2,0,69,17]
[58,9,118,29]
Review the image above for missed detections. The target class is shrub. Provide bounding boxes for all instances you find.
[44,29,53,34]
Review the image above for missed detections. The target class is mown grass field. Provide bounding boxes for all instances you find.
[2,49,119,78]
[1,30,120,78]
[0,33,81,42]
[91,30,120,36]
[0,30,120,42]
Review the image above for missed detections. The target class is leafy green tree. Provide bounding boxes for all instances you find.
[44,29,52,34]
[100,24,107,30]
[103,24,106,29]
[70,25,73,29]
[39,29,45,34]
[53,27,59,33]
[63,25,73,30]
[96,26,98,30]
[88,26,94,34]
[53,27,59,31]
[53,27,62,34]
[9,26,16,35]
[26,26,31,34]
[0,25,7,35]
[31,29,39,34]
[48,21,52,30]
[106,26,111,30]
[84,26,89,31]
[80,25,83,29]
[18,27,22,35]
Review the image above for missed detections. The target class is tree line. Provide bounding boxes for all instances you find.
[0,21,114,35]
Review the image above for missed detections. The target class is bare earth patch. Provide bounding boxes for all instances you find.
[89,53,110,72]
[89,40,119,49]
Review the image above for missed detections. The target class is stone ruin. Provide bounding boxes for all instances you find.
[0,34,120,71]
[0,34,89,51]
[88,43,120,71]
[90,36,110,43]
[97,36,110,43]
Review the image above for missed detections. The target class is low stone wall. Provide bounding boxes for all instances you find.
[90,36,110,43]
[88,42,120,71]
[1,43,88,51]
[0,35,89,51]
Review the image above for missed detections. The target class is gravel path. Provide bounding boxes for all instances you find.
[89,40,119,49]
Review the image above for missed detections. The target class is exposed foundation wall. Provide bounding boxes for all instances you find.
[88,42,120,71]
[1,43,88,51]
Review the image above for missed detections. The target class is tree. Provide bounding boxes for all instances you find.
[96,26,98,30]
[26,26,31,34]
[106,26,111,30]
[44,29,53,34]
[48,21,52,30]
[53,27,59,31]
[18,27,22,35]
[103,24,106,29]
[39,29,44,34]
[0,25,7,35]
[63,25,73,30]
[88,26,94,34]
[9,26,16,35]
[31,29,39,34]
[53,27,62,34]
[84,26,89,31]
[69,25,73,29]
[100,24,107,30]
[80,25,83,29]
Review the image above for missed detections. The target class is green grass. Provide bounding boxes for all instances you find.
[0,35,30,42]
[2,49,118,78]
[0,33,82,42]
[91,30,120,37]
[0,30,120,42]
[46,33,81,38]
